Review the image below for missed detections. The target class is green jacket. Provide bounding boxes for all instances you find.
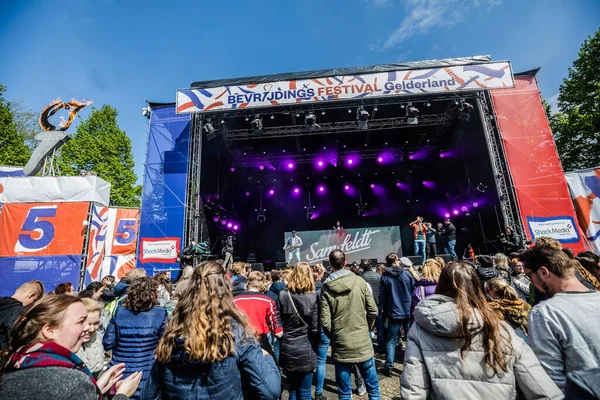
[320,270,378,363]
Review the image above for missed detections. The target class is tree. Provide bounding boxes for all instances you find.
[57,104,141,207]
[9,99,39,148]
[0,84,31,166]
[551,28,600,171]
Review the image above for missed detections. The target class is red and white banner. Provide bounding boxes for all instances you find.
[139,237,180,264]
[177,61,514,113]
[0,202,89,257]
[491,76,585,252]
[565,168,600,253]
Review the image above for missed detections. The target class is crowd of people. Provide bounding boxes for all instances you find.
[0,237,599,399]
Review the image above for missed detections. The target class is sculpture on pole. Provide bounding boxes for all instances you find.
[23,98,92,176]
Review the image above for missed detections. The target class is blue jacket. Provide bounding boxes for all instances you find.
[266,281,286,303]
[103,306,167,399]
[380,266,415,319]
[140,321,281,400]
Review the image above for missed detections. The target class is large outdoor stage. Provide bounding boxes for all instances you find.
[137,55,585,274]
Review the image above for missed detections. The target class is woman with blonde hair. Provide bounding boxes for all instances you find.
[76,298,106,376]
[0,295,141,399]
[233,271,283,356]
[277,262,319,400]
[485,277,532,340]
[401,262,562,399]
[143,262,281,399]
[410,259,442,321]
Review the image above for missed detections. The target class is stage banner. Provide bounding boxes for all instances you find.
[85,203,109,281]
[0,176,110,206]
[177,61,514,113]
[104,208,140,256]
[0,202,89,257]
[490,76,585,252]
[139,237,181,264]
[101,255,137,280]
[283,226,401,264]
[565,168,600,252]
[0,255,82,296]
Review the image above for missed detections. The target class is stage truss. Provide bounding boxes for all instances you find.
[183,90,526,247]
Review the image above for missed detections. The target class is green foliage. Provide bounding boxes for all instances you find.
[551,28,600,171]
[9,99,39,148]
[57,104,141,207]
[0,84,31,166]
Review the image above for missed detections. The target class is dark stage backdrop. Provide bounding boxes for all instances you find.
[283,226,401,264]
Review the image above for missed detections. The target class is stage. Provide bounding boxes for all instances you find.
[137,55,586,275]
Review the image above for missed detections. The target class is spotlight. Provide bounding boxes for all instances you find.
[305,112,318,131]
[356,107,369,130]
[444,213,451,218]
[347,158,354,165]
[295,112,300,117]
[453,209,459,215]
[318,185,325,193]
[317,160,324,167]
[370,183,375,189]
[250,115,264,134]
[230,167,235,172]
[293,187,300,194]
[321,110,326,115]
[373,106,378,112]
[220,119,225,124]
[203,120,216,140]
[213,216,220,223]
[401,104,406,109]
[406,104,419,125]
[233,225,239,231]
[377,156,383,163]
[245,116,249,122]
[459,101,474,121]
[268,189,275,196]
[477,182,487,193]
[287,162,294,170]
[344,184,350,190]
[142,107,150,118]
[259,165,265,171]
[221,219,227,226]
[245,191,250,196]
[357,204,366,217]
[270,115,275,120]
[461,206,468,212]
[348,108,352,113]
[472,201,479,208]
[426,102,431,107]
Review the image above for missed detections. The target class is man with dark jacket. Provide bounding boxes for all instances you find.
[425,222,437,258]
[501,227,523,254]
[361,261,384,352]
[320,250,380,399]
[0,280,44,349]
[379,254,415,376]
[442,218,457,260]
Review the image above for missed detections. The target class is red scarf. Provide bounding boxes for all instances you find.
[6,342,100,398]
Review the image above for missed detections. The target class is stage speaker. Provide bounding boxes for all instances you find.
[406,256,424,266]
[250,263,264,272]
[275,262,288,270]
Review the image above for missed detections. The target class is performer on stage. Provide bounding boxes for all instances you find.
[333,220,344,230]
[442,218,457,261]
[425,222,437,258]
[283,230,303,265]
[222,233,235,270]
[409,216,427,265]
[500,226,523,254]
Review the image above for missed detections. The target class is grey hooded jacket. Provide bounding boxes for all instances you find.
[401,295,562,400]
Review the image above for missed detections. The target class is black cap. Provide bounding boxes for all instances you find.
[292,230,296,234]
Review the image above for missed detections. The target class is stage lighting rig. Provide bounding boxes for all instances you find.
[406,103,419,125]
[305,111,319,132]
[250,115,264,135]
[459,100,474,121]
[357,204,366,217]
[305,205,316,220]
[203,119,216,141]
[477,182,487,193]
[356,107,369,130]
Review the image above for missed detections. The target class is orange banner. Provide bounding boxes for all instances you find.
[109,208,140,256]
[0,202,89,257]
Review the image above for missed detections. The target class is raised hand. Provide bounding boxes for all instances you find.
[97,363,125,394]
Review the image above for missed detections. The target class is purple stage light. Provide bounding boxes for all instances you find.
[293,187,300,194]
[422,181,435,189]
[317,160,324,167]
[233,225,239,231]
[287,162,294,170]
[444,213,451,218]
[245,191,250,197]
[396,182,401,187]
[347,159,353,165]
[344,184,350,190]
[452,209,459,215]
[213,216,220,223]
[377,157,383,163]
[230,167,235,172]
[259,165,265,171]
[408,155,414,160]
[268,189,275,195]
[472,201,479,208]
[221,220,227,225]
[227,222,233,228]
[318,185,325,193]
[370,183,375,189]
[461,206,468,212]
[439,153,445,158]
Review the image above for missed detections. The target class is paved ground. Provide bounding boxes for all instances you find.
[281,344,405,400]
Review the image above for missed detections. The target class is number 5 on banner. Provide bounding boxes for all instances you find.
[14,205,58,253]
[114,218,137,246]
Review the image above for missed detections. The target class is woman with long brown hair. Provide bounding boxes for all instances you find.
[401,261,562,399]
[485,277,532,340]
[0,295,141,400]
[103,277,167,399]
[277,262,319,400]
[141,262,281,400]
